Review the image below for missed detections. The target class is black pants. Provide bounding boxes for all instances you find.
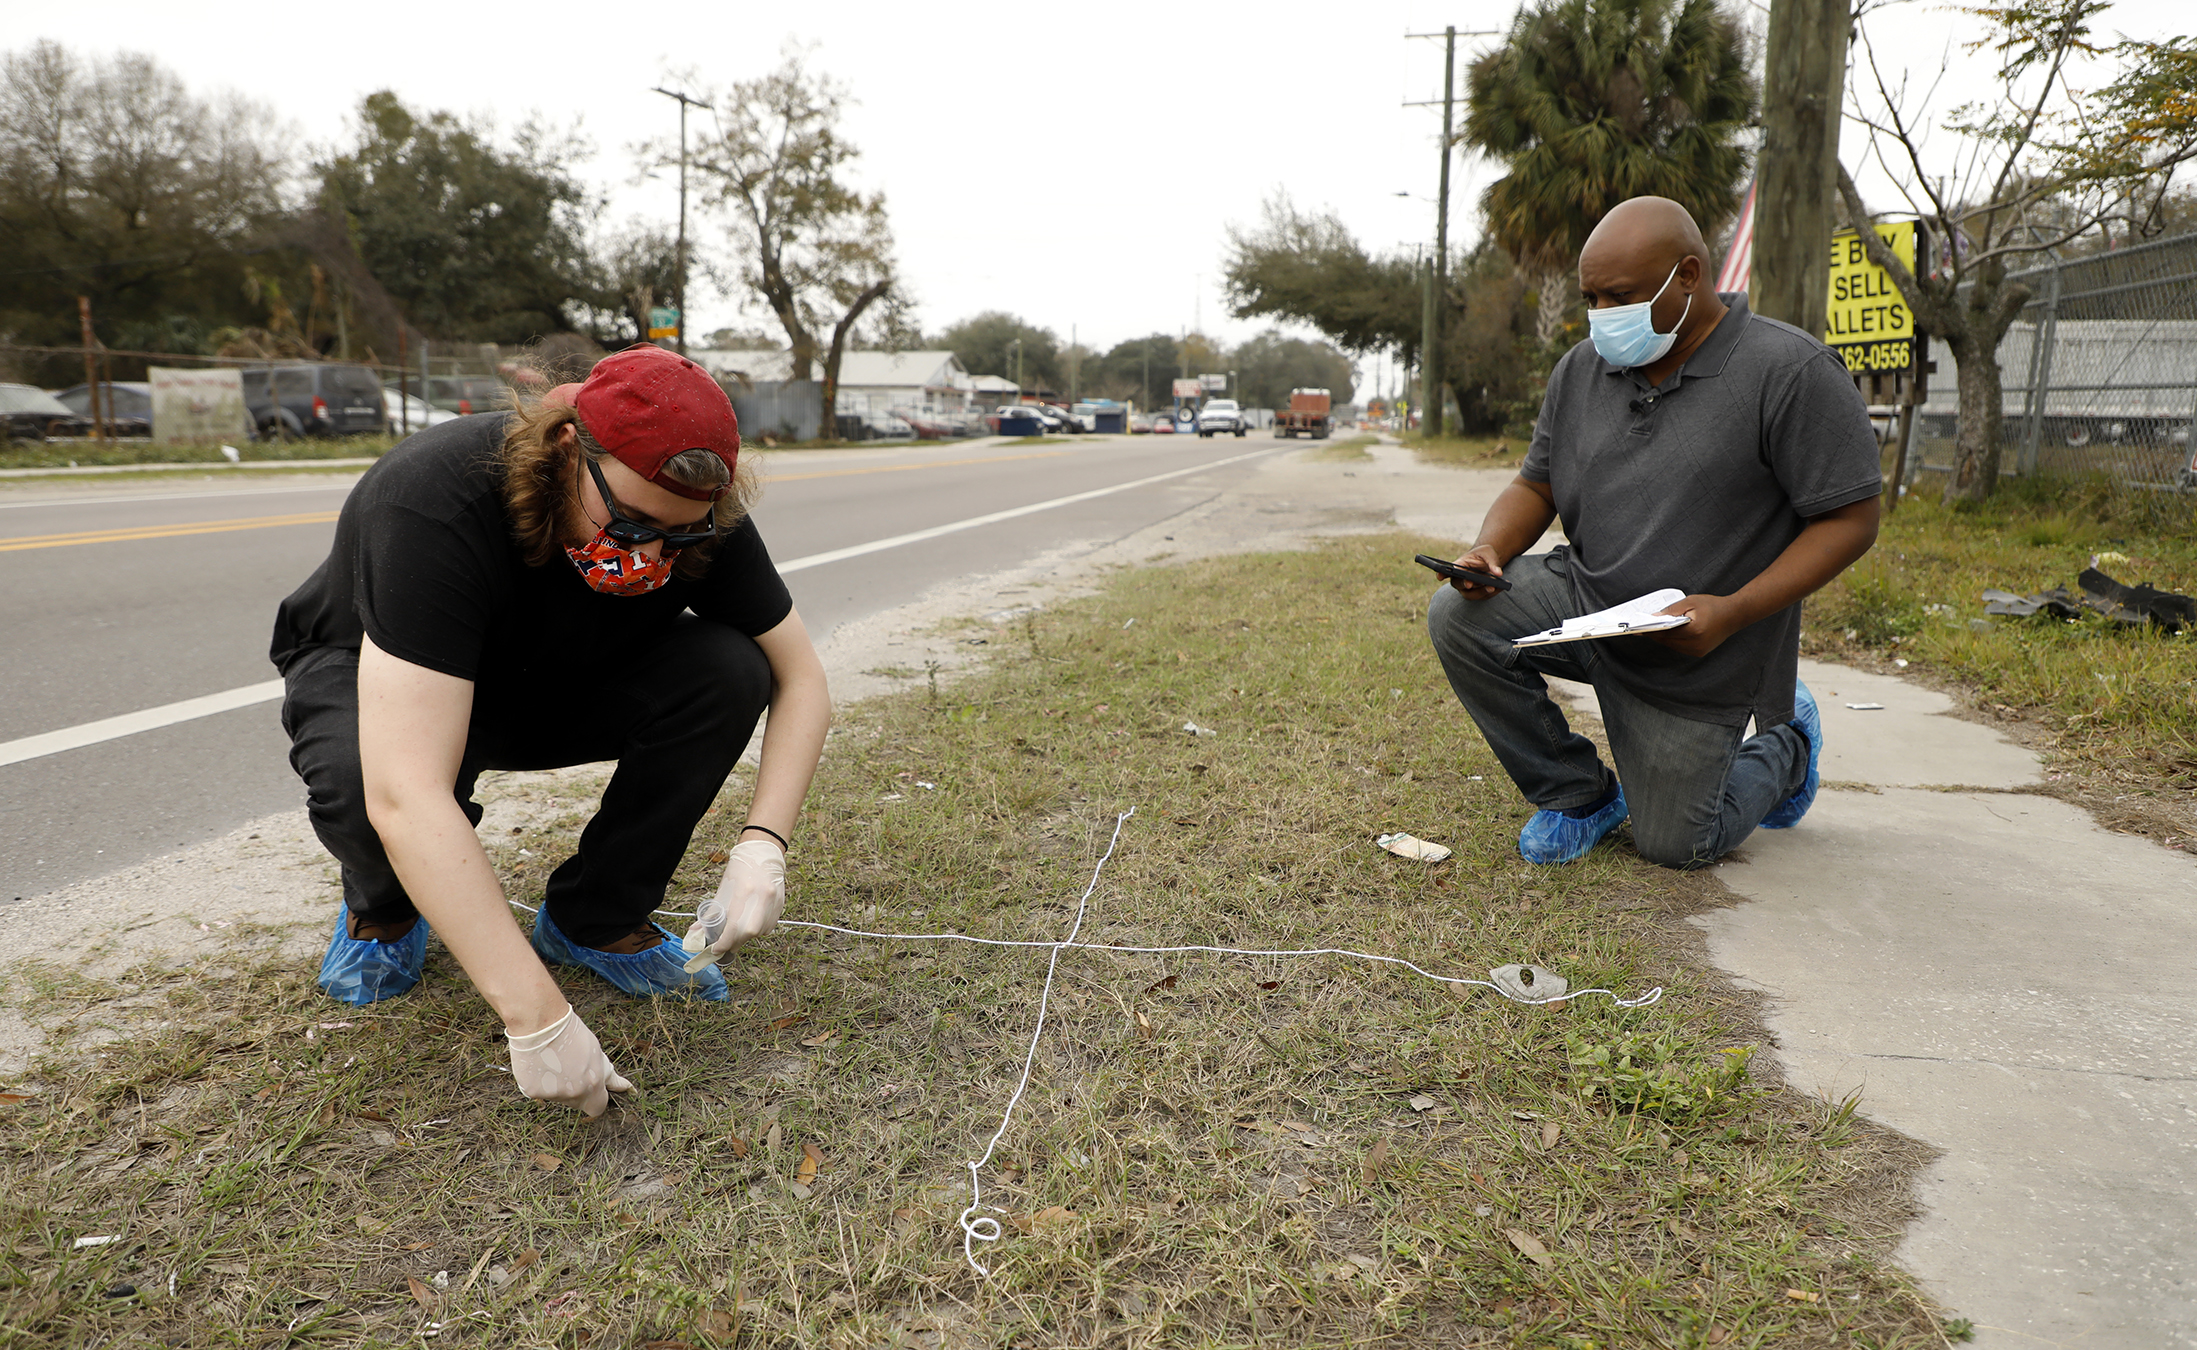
[281,616,774,947]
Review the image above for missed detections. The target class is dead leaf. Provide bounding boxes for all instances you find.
[511,1248,540,1272]
[1706,1325,1730,1345]
[798,1030,840,1049]
[1134,1010,1153,1039]
[1142,974,1178,994]
[406,1276,435,1309]
[700,1309,734,1337]
[1407,1094,1436,1112]
[403,1241,432,1251]
[1277,1119,1315,1133]
[797,1142,823,1185]
[1540,1121,1561,1150]
[1504,1229,1554,1269]
[531,1153,561,1172]
[1672,1149,1691,1168]
[708,849,730,864]
[1361,1138,1390,1183]
[357,1108,389,1122]
[0,1093,33,1105]
[1785,1289,1820,1304]
[1257,980,1281,991]
[764,1123,783,1154]
[768,1014,807,1032]
[725,1132,750,1159]
[1029,1205,1079,1230]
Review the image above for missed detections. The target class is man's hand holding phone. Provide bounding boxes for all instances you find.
[1416,550,1512,599]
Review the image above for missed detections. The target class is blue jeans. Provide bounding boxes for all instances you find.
[1426,552,1807,870]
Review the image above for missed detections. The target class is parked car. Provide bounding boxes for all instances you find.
[239,364,388,438]
[382,388,460,432]
[1129,413,1153,434]
[1195,398,1249,438]
[51,381,153,437]
[422,375,511,416]
[1149,413,1175,435]
[0,383,85,441]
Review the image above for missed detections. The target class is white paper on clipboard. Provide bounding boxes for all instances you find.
[1512,588,1691,647]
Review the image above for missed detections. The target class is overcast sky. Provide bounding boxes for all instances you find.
[24,0,2188,382]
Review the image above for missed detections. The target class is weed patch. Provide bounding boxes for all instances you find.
[1,535,1946,1347]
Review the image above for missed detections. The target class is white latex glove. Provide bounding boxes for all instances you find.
[506,1004,633,1118]
[682,838,786,972]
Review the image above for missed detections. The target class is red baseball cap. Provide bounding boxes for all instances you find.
[543,345,739,502]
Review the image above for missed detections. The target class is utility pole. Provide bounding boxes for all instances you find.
[1402,26,1494,438]
[653,86,713,357]
[1429,24,1456,439]
[1751,0,1849,336]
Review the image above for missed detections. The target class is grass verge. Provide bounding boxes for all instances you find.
[1300,434,1378,462]
[1804,479,2196,826]
[2,535,1953,1348]
[1405,434,1529,473]
[0,436,400,469]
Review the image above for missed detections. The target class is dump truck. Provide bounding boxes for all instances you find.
[1274,388,1332,439]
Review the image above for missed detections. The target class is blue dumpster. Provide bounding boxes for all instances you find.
[997,412,1045,436]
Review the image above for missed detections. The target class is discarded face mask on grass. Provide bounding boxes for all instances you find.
[1982,566,2194,633]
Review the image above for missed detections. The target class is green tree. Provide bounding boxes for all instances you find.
[1463,0,1758,346]
[1222,197,1533,433]
[1093,333,1180,409]
[678,55,897,430]
[318,92,597,345]
[0,41,290,381]
[1838,0,2197,499]
[1224,195,1426,361]
[939,311,1061,394]
[1231,330,1356,410]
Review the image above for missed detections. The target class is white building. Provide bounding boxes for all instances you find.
[689,348,978,416]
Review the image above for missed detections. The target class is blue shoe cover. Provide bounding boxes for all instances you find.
[317,909,429,1006]
[529,906,730,1002]
[1518,785,1629,864]
[1760,679,1822,830]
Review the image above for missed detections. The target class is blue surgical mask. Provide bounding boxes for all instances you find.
[1587,262,1691,368]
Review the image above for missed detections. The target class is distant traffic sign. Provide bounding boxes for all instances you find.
[648,306,681,340]
[1824,222,1917,374]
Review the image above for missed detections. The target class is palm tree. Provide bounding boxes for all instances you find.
[1463,0,1759,346]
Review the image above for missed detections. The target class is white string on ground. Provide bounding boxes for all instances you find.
[948,806,1132,1274]
[502,809,1666,1275]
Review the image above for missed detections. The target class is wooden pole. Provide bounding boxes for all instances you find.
[1751,0,1850,336]
[76,296,105,444]
[1427,24,1456,440]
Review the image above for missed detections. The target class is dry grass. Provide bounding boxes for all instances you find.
[1404,435,1528,473]
[0,535,1958,1348]
[1804,479,2196,847]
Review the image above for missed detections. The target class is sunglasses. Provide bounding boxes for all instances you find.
[582,457,720,549]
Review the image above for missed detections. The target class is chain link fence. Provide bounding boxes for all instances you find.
[1914,228,2197,491]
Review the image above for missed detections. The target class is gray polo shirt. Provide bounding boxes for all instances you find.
[1521,294,1880,728]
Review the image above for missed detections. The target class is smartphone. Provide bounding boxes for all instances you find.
[1415,553,1513,591]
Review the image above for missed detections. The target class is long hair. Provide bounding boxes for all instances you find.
[498,398,762,581]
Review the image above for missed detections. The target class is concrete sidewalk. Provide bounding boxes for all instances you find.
[1696,665,2197,1347]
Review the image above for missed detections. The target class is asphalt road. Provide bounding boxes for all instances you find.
[0,431,1283,902]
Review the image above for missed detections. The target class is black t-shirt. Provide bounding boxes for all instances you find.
[269,414,793,684]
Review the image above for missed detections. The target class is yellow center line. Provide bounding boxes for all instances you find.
[0,450,1074,551]
[768,449,1069,483]
[0,511,343,552]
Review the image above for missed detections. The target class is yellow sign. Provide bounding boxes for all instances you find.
[1824,221,1918,374]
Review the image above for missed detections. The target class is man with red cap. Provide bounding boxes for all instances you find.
[270,343,830,1116]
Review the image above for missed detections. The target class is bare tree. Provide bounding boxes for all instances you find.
[668,54,897,437]
[1837,0,2197,499]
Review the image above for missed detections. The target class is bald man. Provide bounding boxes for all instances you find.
[1427,196,1881,869]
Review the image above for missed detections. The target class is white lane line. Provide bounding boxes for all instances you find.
[0,482,359,510]
[0,680,287,768]
[0,446,1274,766]
[775,445,1272,573]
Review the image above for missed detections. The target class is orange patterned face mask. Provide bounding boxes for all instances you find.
[565,529,677,595]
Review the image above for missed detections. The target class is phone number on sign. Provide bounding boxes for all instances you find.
[1835,338,1914,373]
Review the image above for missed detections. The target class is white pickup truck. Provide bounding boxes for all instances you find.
[1194,399,1248,438]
